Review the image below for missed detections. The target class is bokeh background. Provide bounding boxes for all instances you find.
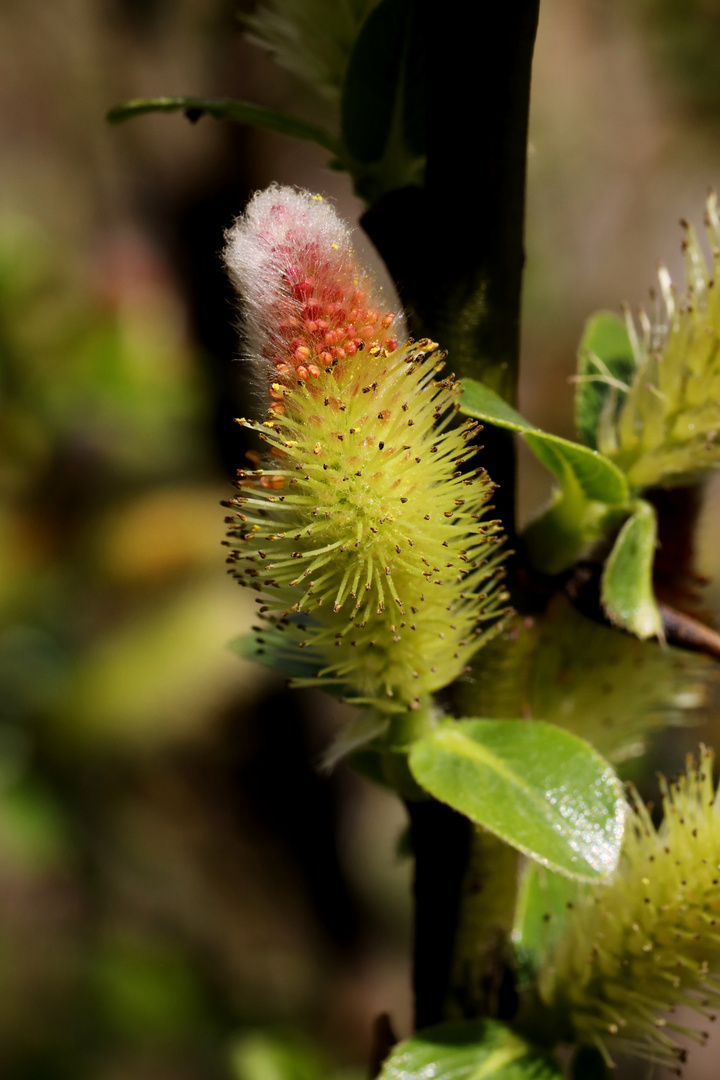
[3,1,720,1077]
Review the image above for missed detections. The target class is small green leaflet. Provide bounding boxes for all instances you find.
[107,97,340,154]
[459,379,663,631]
[378,1020,561,1080]
[512,860,580,975]
[601,499,662,640]
[521,461,626,576]
[459,378,628,504]
[409,720,624,881]
[459,378,631,573]
[575,311,635,450]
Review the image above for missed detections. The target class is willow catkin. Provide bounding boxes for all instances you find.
[537,747,720,1073]
[222,186,509,710]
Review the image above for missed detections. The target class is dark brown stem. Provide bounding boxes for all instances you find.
[649,485,720,660]
[364,0,540,1030]
[406,799,472,1030]
[659,603,720,659]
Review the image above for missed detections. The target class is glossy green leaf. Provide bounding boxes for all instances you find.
[601,499,662,640]
[107,97,339,154]
[409,720,624,881]
[575,311,635,449]
[378,1020,561,1080]
[459,378,629,504]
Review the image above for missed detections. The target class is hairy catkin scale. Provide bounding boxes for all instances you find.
[536,747,720,1072]
[596,192,720,489]
[222,186,509,709]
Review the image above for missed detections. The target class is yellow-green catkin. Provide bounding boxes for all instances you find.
[537,746,720,1073]
[598,191,720,489]
[222,187,509,712]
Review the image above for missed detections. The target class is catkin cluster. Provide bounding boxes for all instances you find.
[597,192,720,489]
[222,186,508,710]
[537,747,720,1072]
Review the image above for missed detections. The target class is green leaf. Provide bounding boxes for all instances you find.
[339,0,426,202]
[106,97,339,154]
[459,378,628,504]
[341,0,411,163]
[512,861,579,976]
[575,312,635,449]
[409,719,624,881]
[459,377,630,573]
[378,1020,561,1080]
[601,499,662,640]
[521,463,626,576]
[243,0,379,101]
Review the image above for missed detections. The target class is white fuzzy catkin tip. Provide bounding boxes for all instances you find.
[223,185,403,408]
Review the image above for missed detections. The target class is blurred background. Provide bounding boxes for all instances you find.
[3,1,720,1077]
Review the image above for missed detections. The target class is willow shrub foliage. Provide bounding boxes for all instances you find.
[111,6,720,1077]
[219,184,720,1074]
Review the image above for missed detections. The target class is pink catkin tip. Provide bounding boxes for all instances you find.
[223,187,404,409]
